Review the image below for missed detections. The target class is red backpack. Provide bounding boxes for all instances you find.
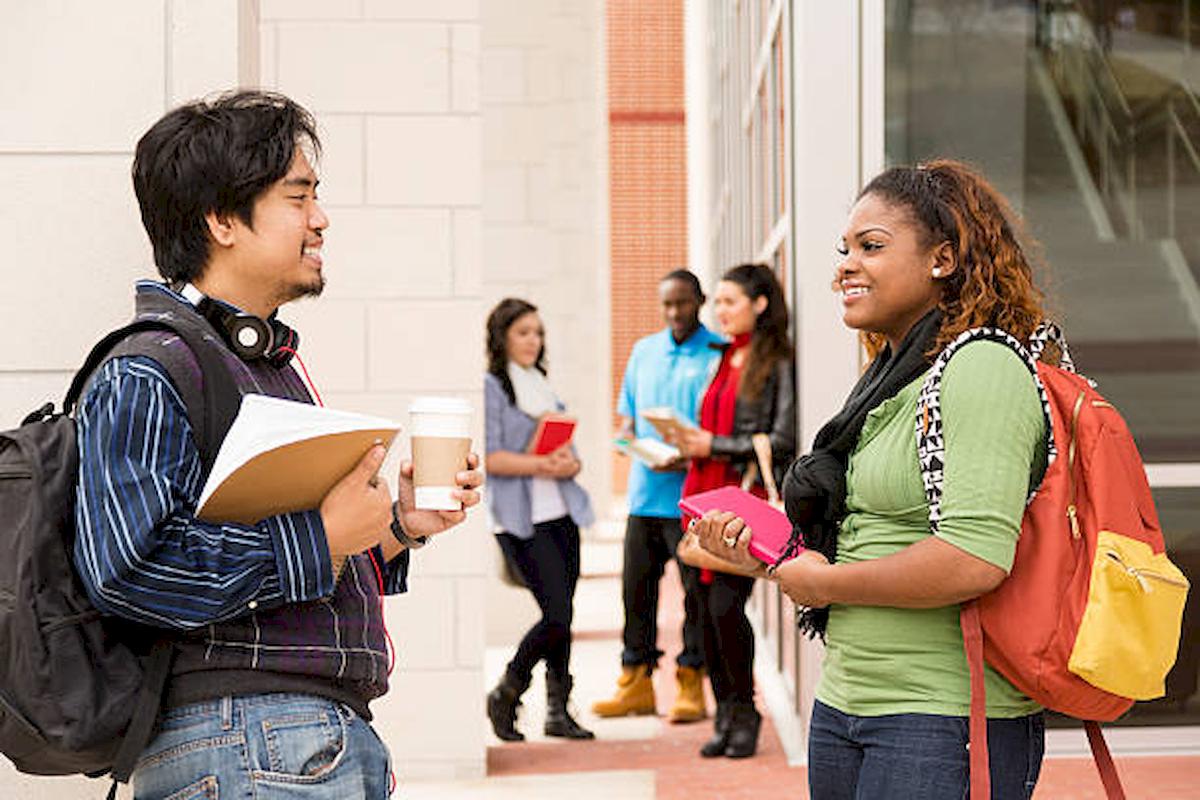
[915,324,1189,800]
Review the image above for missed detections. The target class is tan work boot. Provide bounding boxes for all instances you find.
[668,666,707,723]
[591,665,656,717]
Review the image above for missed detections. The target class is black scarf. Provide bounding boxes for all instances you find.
[779,309,943,638]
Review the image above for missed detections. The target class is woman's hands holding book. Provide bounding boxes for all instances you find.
[670,427,713,459]
[537,446,580,479]
[772,550,833,607]
[692,510,762,574]
[693,509,832,602]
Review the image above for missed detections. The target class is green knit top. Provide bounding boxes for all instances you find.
[815,341,1047,718]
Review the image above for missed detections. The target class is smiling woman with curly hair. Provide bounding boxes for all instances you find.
[696,159,1055,799]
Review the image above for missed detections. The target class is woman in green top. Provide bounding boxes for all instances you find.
[695,160,1050,798]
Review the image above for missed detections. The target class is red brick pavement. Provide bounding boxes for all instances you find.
[489,562,1200,798]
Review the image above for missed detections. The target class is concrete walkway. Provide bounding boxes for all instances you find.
[404,527,1200,799]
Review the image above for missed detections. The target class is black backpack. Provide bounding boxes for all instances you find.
[0,316,236,795]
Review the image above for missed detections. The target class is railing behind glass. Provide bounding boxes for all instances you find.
[1043,0,1200,270]
[1155,89,1200,241]
[1041,2,1136,230]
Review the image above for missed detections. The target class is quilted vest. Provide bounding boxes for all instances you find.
[107,286,388,716]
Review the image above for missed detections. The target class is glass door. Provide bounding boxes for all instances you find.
[884,0,1200,732]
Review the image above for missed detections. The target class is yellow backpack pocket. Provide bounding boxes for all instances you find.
[1068,530,1189,700]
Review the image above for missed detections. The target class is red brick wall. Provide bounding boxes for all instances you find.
[607,0,687,494]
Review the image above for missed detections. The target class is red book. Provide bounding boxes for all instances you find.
[679,486,800,565]
[529,414,577,455]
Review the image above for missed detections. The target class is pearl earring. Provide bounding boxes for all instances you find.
[932,268,942,278]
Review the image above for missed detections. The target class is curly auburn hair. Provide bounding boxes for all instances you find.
[857,159,1053,360]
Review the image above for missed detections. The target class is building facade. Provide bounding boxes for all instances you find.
[2,2,1196,795]
[0,1,607,796]
[690,0,1200,761]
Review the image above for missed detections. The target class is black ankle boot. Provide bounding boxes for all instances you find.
[699,702,731,757]
[544,673,595,740]
[723,702,762,758]
[487,671,530,742]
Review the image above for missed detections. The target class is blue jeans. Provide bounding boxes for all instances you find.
[132,694,392,799]
[808,700,1044,800]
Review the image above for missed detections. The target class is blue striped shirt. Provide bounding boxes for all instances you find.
[74,354,406,631]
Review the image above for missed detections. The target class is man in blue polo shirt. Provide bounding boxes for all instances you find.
[593,270,722,723]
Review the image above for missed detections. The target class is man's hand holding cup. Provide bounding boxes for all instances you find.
[400,397,484,540]
[395,453,483,539]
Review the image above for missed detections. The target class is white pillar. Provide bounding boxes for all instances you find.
[685,0,712,285]
[787,0,882,752]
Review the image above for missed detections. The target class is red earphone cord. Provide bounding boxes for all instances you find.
[276,346,398,796]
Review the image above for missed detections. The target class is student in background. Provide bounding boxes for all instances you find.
[484,298,596,743]
[672,263,796,759]
[593,270,723,723]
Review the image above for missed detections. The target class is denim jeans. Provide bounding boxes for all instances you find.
[808,700,1044,800]
[133,693,392,799]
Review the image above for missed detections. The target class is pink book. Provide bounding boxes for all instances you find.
[679,486,800,565]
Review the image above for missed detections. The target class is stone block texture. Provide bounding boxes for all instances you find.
[481,0,611,522]
[261,2,487,781]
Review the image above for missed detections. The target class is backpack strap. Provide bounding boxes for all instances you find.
[65,315,236,790]
[64,320,181,411]
[1084,721,1128,799]
[1027,320,1077,373]
[106,639,175,792]
[915,327,1055,800]
[64,317,238,477]
[961,602,991,800]
[914,326,1057,534]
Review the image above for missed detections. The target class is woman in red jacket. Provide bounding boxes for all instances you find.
[672,263,796,760]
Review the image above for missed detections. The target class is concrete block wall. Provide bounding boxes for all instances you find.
[479,0,610,649]
[0,0,248,419]
[1,0,493,791]
[0,3,249,796]
[257,0,487,782]
[481,0,610,525]
[1,0,611,788]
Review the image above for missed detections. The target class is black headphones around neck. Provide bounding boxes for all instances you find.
[181,285,299,366]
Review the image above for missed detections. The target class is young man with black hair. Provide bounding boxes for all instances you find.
[593,270,722,723]
[73,90,482,798]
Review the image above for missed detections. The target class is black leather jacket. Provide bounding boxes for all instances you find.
[709,350,797,488]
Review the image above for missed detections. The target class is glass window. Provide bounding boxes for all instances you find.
[710,0,797,705]
[886,0,1200,728]
[774,31,787,221]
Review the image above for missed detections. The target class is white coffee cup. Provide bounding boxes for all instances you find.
[409,397,472,510]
